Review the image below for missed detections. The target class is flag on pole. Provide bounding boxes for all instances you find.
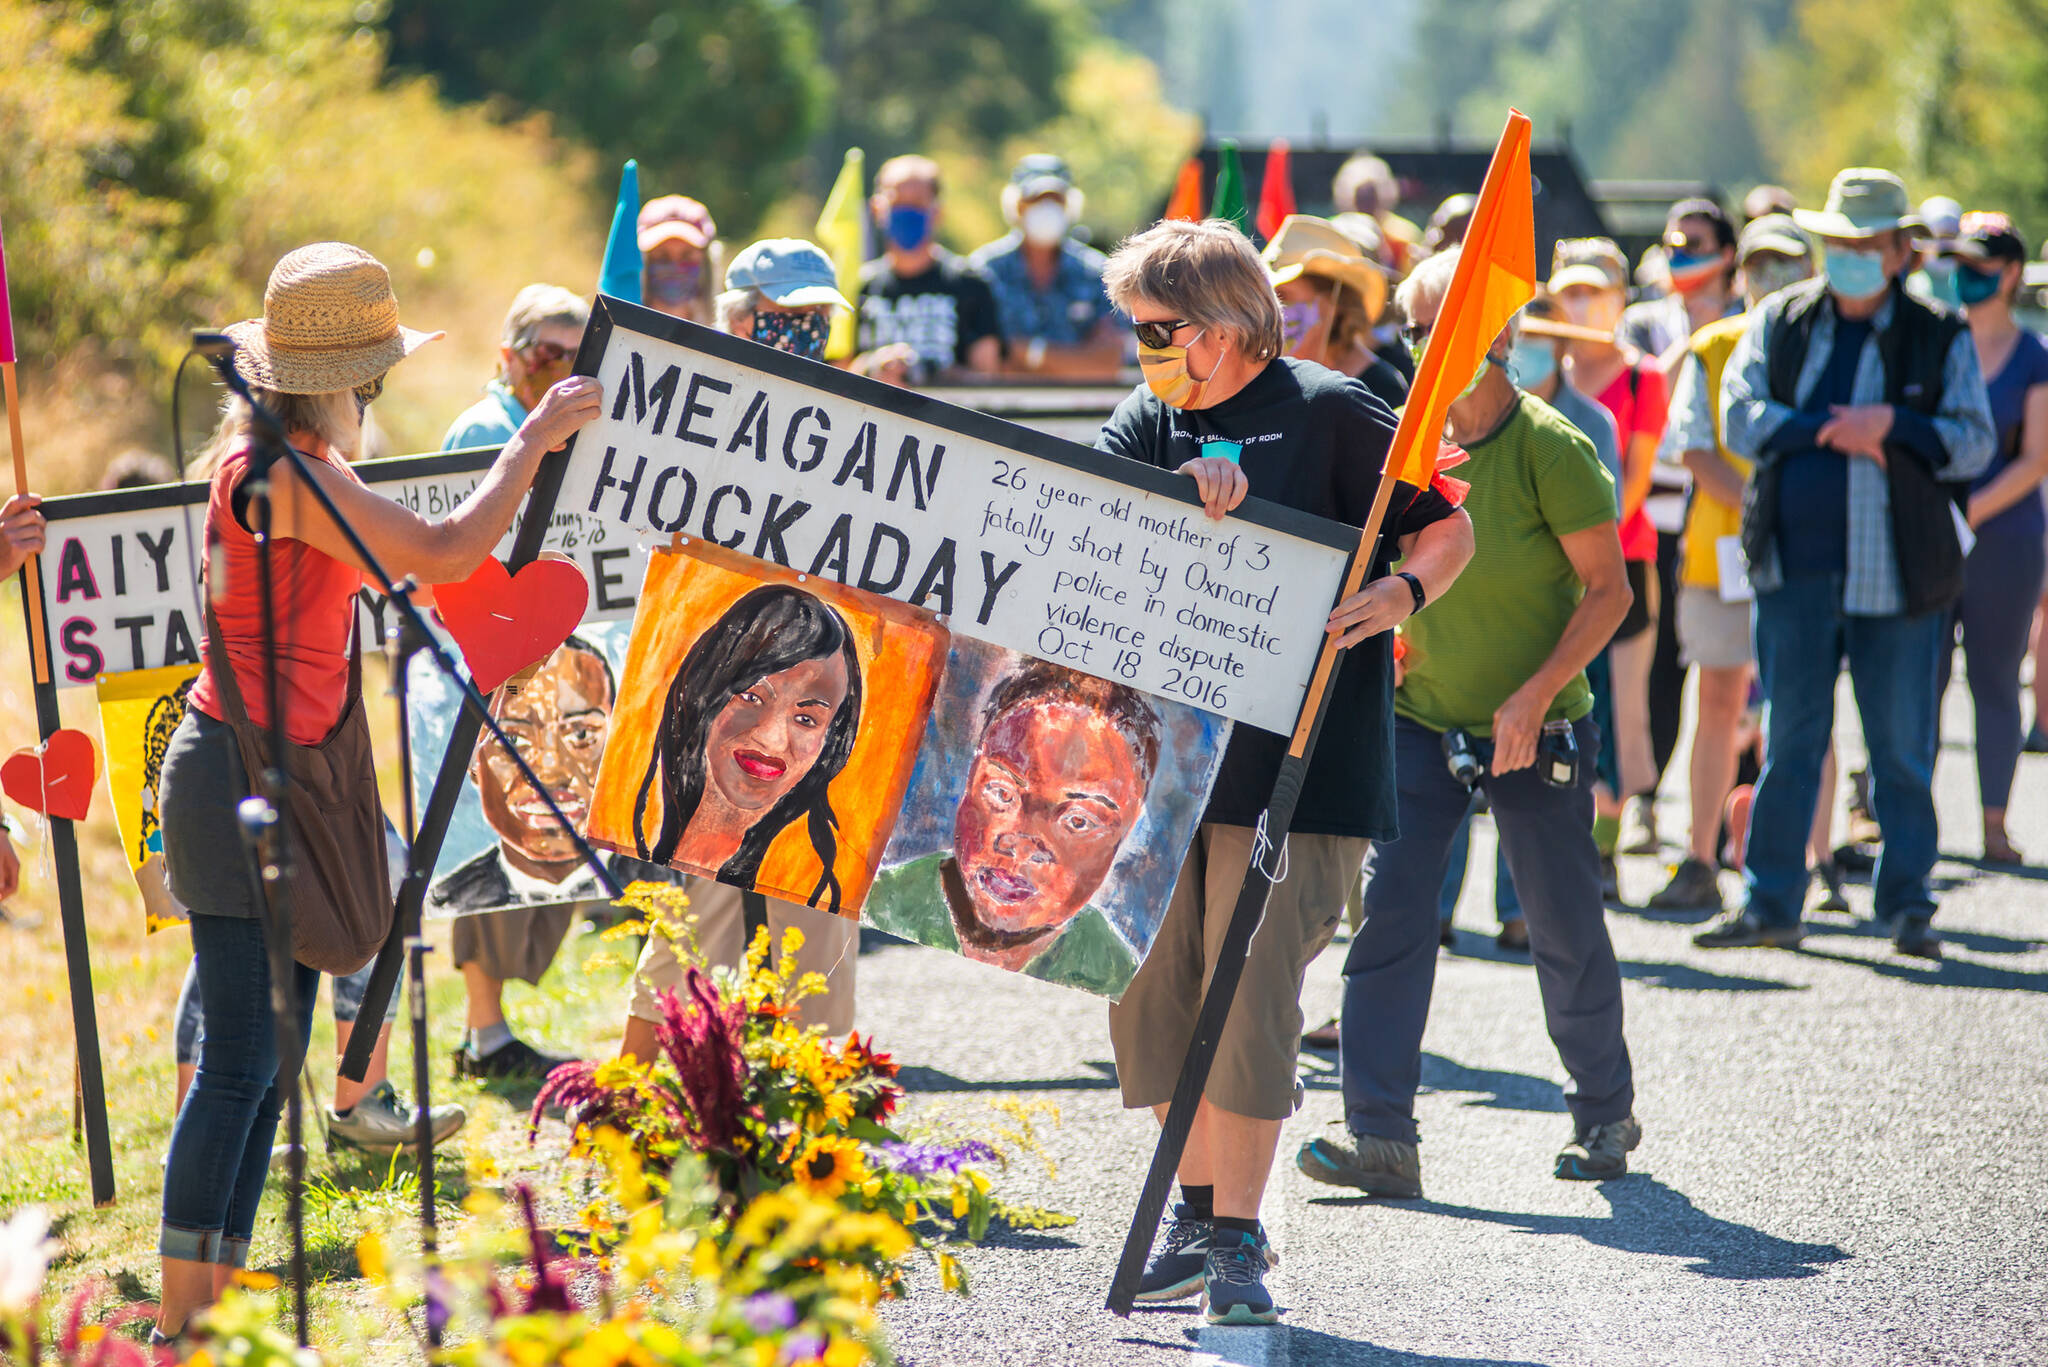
[1255,139,1297,241]
[1383,111,1535,492]
[816,148,868,362]
[598,160,643,305]
[1212,140,1249,236]
[1163,156,1204,222]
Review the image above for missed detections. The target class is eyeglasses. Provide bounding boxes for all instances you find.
[1401,323,1434,350]
[520,340,576,366]
[1132,318,1193,350]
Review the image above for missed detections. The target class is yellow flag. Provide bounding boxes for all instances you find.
[815,148,868,362]
[96,663,202,933]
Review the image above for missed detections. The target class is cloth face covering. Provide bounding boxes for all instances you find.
[752,309,831,360]
[1954,264,2004,307]
[1509,336,1557,388]
[1021,201,1069,248]
[1139,329,1214,408]
[1665,249,1723,292]
[1822,244,1889,300]
[1281,299,1323,351]
[1742,257,1809,302]
[646,259,701,307]
[887,205,934,252]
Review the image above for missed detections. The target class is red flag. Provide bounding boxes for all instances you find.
[1256,140,1297,241]
[1382,111,1536,492]
[0,215,16,364]
[1164,156,1204,222]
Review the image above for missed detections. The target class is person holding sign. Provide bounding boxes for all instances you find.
[153,243,603,1342]
[0,489,44,913]
[1301,248,1641,1204]
[1094,218,1475,1326]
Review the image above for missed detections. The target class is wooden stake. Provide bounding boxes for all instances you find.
[2,362,49,686]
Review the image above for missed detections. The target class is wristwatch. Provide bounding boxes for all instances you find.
[1396,571,1427,614]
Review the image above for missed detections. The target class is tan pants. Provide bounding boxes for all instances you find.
[628,877,858,1036]
[1108,824,1369,1121]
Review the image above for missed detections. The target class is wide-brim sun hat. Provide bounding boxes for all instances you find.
[1792,168,1922,240]
[224,242,442,395]
[1261,215,1388,324]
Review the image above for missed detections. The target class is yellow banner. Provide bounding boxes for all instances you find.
[97,663,201,933]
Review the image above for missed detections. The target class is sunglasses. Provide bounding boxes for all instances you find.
[521,340,576,366]
[1133,318,1193,350]
[1401,323,1433,350]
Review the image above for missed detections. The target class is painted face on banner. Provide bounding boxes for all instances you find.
[473,642,614,869]
[701,652,853,818]
[952,700,1146,934]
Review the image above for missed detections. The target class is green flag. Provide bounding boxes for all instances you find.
[1212,140,1249,235]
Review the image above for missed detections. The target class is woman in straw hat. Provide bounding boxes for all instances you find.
[1260,214,1405,411]
[153,243,601,1341]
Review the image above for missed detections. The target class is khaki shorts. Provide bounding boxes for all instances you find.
[628,878,858,1036]
[452,903,578,986]
[1108,824,1370,1121]
[1677,585,1754,670]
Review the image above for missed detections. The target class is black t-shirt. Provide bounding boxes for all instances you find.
[857,249,1004,380]
[1353,353,1409,413]
[1096,357,1459,839]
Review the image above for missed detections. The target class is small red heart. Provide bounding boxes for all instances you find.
[434,556,592,693]
[2,728,98,822]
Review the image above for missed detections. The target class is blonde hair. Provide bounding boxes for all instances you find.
[193,388,362,478]
[1102,219,1284,363]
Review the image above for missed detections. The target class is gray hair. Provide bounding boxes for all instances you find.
[195,388,361,477]
[1102,219,1283,363]
[500,283,589,352]
[714,287,764,334]
[1394,247,1461,325]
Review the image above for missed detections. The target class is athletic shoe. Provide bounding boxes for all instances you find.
[1647,857,1722,912]
[453,1036,577,1082]
[1295,1132,1422,1199]
[1494,918,1530,952]
[1812,860,1850,914]
[1621,795,1660,854]
[1893,916,1943,961]
[328,1080,467,1156]
[1134,1206,1277,1304]
[1692,910,1804,950]
[1555,1114,1642,1181]
[1202,1229,1278,1326]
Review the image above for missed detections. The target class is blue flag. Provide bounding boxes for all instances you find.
[599,159,642,304]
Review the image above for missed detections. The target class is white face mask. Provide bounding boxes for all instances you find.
[1021,200,1070,248]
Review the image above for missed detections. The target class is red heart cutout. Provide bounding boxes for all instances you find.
[1,728,98,822]
[434,556,591,693]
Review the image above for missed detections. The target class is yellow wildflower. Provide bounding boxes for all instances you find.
[356,1231,387,1283]
[795,1136,866,1199]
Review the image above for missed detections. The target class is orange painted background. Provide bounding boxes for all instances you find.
[586,537,948,915]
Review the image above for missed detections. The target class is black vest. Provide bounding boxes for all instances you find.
[1739,277,1968,615]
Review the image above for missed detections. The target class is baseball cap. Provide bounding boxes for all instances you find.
[1009,153,1075,201]
[1941,211,2027,265]
[637,195,716,253]
[1547,237,1629,294]
[1736,213,1812,265]
[724,238,851,311]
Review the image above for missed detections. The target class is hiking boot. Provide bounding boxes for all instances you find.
[1648,857,1722,912]
[1296,1132,1422,1199]
[1134,1206,1276,1304]
[1893,916,1943,961]
[453,1035,577,1082]
[1621,795,1660,854]
[1812,860,1850,914]
[328,1080,467,1156]
[1495,918,1530,952]
[1555,1114,1642,1181]
[1693,910,1804,950]
[1202,1229,1278,1326]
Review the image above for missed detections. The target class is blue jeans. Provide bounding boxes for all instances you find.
[160,913,318,1266]
[1437,796,1523,926]
[1745,573,1946,927]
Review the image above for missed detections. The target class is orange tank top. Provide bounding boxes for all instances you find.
[186,437,365,745]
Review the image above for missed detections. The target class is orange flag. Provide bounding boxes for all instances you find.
[1255,139,1297,241]
[1163,156,1204,222]
[1383,110,1536,493]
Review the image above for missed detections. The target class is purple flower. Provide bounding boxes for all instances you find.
[423,1265,453,1336]
[879,1140,998,1178]
[782,1332,827,1365]
[740,1291,799,1335]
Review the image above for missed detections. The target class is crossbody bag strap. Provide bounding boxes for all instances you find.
[201,589,257,733]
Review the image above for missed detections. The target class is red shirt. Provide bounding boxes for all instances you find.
[1595,362,1668,562]
[187,437,364,745]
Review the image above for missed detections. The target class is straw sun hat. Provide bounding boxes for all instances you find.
[224,242,443,394]
[1261,215,1389,325]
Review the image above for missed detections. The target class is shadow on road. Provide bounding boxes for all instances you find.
[1311,1176,1848,1281]
[1117,1322,1552,1365]
[1802,914,2043,956]
[1796,943,2048,993]
[1296,1051,1568,1113]
[1616,959,1801,991]
[896,1060,1120,1093]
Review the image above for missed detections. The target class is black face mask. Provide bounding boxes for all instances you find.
[353,373,385,416]
[752,309,831,360]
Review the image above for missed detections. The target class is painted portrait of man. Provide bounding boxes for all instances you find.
[866,658,1160,995]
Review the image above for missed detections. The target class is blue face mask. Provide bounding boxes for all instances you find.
[886,204,933,252]
[1823,244,1891,300]
[1509,337,1558,389]
[1954,263,2004,307]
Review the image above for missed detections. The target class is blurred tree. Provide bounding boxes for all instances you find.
[384,0,823,233]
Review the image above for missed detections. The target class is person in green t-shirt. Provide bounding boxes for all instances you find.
[1299,247,1645,1204]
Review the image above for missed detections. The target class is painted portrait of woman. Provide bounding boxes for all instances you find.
[631,584,865,911]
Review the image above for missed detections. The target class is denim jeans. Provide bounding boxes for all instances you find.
[1437,797,1523,927]
[160,913,318,1266]
[1745,573,1946,927]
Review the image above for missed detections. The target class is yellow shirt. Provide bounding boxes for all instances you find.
[1679,313,1754,589]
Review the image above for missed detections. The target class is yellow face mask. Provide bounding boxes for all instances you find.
[1139,328,1216,408]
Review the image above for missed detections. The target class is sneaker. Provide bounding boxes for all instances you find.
[453,1036,577,1082]
[1494,918,1530,952]
[1812,860,1850,914]
[1892,916,1943,961]
[1134,1206,1277,1304]
[1692,910,1804,950]
[1599,854,1621,903]
[1202,1229,1278,1326]
[1621,795,1660,854]
[1555,1114,1642,1181]
[1647,857,1722,912]
[1295,1132,1422,1199]
[328,1080,468,1156]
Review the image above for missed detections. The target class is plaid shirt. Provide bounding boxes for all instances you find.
[968,232,1119,346]
[1720,288,1994,615]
